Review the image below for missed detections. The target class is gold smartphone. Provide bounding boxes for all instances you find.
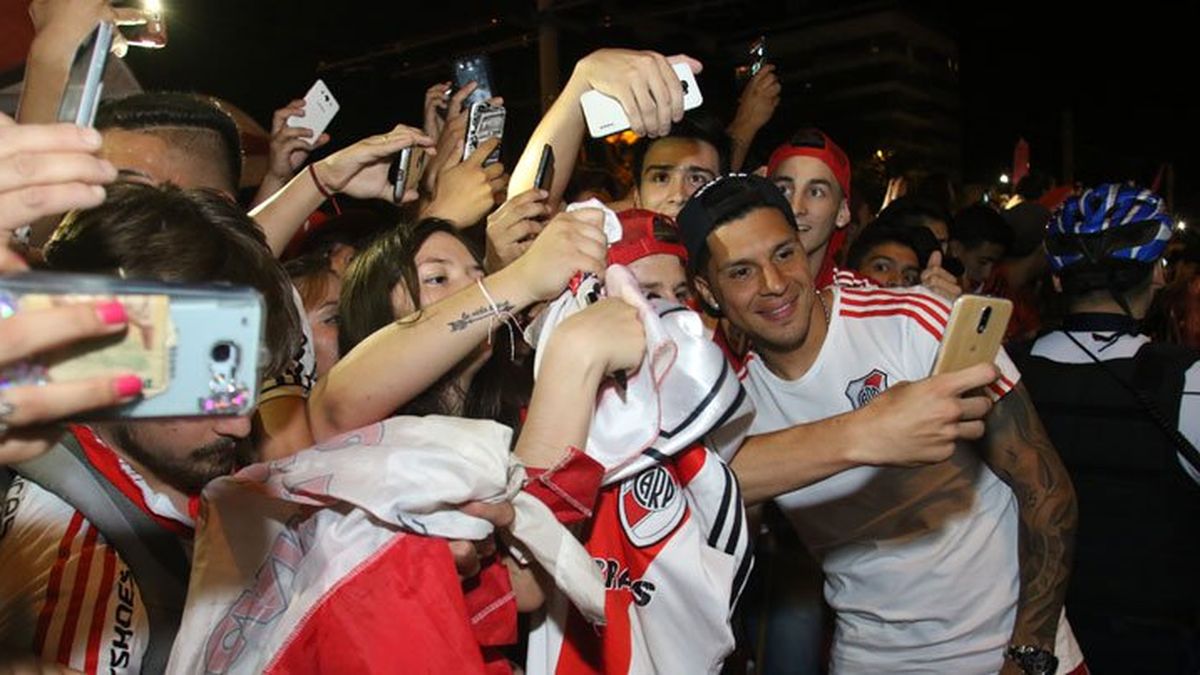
[931,295,1013,375]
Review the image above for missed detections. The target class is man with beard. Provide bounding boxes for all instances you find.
[0,183,301,674]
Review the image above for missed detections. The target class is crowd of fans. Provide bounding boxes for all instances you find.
[0,2,1197,674]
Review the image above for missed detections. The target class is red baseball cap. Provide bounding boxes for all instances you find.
[766,128,852,202]
[609,209,689,267]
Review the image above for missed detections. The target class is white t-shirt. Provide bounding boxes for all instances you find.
[741,285,1028,673]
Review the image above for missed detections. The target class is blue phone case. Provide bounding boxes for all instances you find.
[0,272,265,419]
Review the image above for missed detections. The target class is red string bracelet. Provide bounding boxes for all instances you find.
[307,163,342,215]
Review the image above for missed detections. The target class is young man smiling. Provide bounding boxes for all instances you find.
[678,175,1084,674]
[762,129,853,290]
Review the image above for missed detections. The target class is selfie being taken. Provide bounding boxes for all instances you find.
[0,1,1195,674]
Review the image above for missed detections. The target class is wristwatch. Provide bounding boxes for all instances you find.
[1005,645,1059,674]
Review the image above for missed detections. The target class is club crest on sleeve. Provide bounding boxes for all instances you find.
[845,368,890,409]
[619,465,686,548]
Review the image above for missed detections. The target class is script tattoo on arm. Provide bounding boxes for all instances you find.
[447,301,515,333]
[979,382,1078,649]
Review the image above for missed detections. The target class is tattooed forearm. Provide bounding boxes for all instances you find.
[447,301,515,333]
[980,383,1078,648]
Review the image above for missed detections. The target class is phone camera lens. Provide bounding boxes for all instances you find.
[212,342,232,363]
[976,307,992,334]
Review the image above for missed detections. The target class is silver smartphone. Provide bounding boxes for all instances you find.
[56,22,114,126]
[0,272,265,419]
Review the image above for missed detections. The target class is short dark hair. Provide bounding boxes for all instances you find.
[43,183,302,379]
[95,92,243,191]
[677,174,796,277]
[1015,171,1053,202]
[845,224,938,270]
[874,197,952,234]
[632,110,731,180]
[950,205,1014,253]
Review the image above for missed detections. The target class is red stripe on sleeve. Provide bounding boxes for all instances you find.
[673,444,709,486]
[840,308,945,342]
[34,511,85,655]
[845,285,953,311]
[85,547,118,674]
[839,293,951,326]
[69,426,193,537]
[57,523,99,665]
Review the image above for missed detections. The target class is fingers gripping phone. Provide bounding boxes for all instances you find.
[534,144,555,192]
[389,146,427,203]
[56,22,114,126]
[464,102,505,166]
[580,62,703,138]
[287,80,340,146]
[0,272,265,419]
[931,295,1013,376]
[452,54,495,110]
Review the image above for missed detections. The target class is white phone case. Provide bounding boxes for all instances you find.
[287,79,339,145]
[581,62,703,138]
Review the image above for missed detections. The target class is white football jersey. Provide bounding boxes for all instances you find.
[740,285,1034,673]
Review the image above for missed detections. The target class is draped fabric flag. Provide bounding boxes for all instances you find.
[526,263,755,674]
[166,416,605,675]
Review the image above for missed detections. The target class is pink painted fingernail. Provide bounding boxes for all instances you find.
[95,301,127,325]
[114,375,143,398]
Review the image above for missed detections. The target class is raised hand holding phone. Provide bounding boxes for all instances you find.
[422,136,506,228]
[486,188,552,271]
[287,80,339,146]
[312,124,434,203]
[931,295,1013,376]
[574,51,703,138]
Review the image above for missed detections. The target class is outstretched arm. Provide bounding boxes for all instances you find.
[508,49,700,205]
[732,363,999,504]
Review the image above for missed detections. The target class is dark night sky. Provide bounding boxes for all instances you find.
[121,0,1198,217]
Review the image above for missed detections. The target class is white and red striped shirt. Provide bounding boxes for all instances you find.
[736,286,1088,673]
[0,428,192,674]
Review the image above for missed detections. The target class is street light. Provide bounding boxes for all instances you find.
[999,173,1010,185]
[1178,220,1188,231]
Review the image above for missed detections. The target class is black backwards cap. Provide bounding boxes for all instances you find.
[677,173,798,274]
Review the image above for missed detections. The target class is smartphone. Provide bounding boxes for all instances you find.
[580,62,703,138]
[452,54,494,110]
[534,144,555,192]
[734,36,767,87]
[388,146,427,203]
[0,272,265,419]
[463,102,505,166]
[930,295,1013,375]
[56,22,114,127]
[286,80,339,145]
[116,1,168,49]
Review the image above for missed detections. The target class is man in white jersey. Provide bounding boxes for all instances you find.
[677,175,1081,674]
